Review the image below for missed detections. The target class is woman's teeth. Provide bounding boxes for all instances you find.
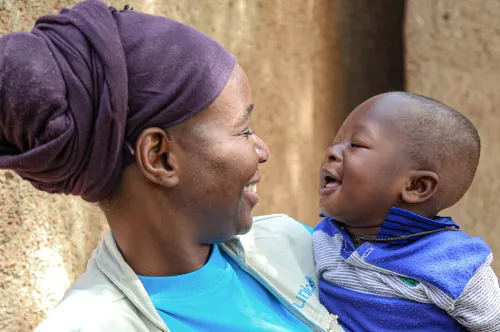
[244,184,257,193]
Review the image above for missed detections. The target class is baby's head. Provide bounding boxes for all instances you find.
[319,92,480,229]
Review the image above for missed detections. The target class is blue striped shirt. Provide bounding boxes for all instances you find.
[314,207,500,331]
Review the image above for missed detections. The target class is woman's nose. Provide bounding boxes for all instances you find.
[254,135,270,164]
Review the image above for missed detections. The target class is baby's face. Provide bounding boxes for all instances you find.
[319,95,413,228]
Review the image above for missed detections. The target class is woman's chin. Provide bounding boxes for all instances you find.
[235,215,253,236]
[237,198,256,233]
[215,216,253,243]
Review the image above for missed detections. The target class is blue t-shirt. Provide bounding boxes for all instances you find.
[138,244,310,331]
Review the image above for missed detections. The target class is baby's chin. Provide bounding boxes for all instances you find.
[319,208,353,226]
[318,196,344,218]
[319,205,339,218]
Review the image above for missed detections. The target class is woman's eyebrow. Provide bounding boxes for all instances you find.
[236,104,254,125]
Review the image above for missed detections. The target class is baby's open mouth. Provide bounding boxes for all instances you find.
[321,169,342,188]
[244,183,257,193]
[324,175,342,188]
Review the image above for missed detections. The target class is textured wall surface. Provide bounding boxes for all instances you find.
[406,0,500,273]
[0,0,404,330]
[0,172,107,331]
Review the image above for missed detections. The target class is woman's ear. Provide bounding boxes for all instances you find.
[135,127,180,188]
[401,170,439,204]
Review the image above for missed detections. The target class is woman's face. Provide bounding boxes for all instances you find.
[174,64,270,243]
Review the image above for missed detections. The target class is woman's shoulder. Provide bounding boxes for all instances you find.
[253,214,314,236]
[234,214,315,270]
[35,258,158,332]
[226,215,341,330]
[253,214,314,234]
[35,286,149,332]
[248,214,314,249]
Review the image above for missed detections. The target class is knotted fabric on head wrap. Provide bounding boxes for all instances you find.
[0,0,236,202]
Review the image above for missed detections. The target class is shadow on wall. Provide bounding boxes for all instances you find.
[334,0,406,115]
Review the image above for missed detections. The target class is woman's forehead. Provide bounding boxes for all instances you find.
[208,66,252,120]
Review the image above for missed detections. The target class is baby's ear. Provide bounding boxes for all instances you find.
[401,170,439,204]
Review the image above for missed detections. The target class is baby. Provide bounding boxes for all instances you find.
[313,92,500,331]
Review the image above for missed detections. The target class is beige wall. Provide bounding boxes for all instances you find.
[0,172,107,331]
[0,0,404,330]
[406,0,500,273]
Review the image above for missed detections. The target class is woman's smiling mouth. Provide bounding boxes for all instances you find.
[243,177,260,207]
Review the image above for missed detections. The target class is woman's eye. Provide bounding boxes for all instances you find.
[351,143,363,148]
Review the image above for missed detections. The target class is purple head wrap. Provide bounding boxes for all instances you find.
[0,0,236,202]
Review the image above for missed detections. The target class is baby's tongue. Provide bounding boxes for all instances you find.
[326,181,341,188]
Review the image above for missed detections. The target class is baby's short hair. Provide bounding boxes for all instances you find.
[397,92,480,210]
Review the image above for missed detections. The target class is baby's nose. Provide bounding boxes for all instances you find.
[325,145,342,163]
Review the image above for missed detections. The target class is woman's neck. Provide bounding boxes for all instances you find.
[104,200,211,277]
[114,227,212,276]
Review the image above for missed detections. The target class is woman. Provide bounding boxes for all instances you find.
[0,1,341,331]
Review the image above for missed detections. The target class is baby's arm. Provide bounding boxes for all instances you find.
[448,254,500,332]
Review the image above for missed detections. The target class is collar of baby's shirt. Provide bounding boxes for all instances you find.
[378,207,459,240]
[317,207,459,252]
